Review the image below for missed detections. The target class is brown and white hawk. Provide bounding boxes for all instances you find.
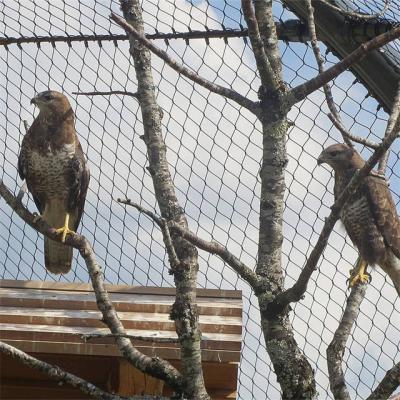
[318,143,400,296]
[18,91,90,274]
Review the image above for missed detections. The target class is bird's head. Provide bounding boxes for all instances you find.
[30,91,71,115]
[317,143,365,170]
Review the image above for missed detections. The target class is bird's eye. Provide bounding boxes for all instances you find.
[43,94,54,101]
[329,151,338,157]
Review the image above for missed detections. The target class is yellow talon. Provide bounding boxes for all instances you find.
[348,257,370,287]
[55,213,75,243]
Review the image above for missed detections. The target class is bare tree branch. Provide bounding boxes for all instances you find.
[236,2,318,398]
[81,333,180,344]
[319,0,391,20]
[110,12,260,116]
[366,362,400,400]
[266,118,400,317]
[327,113,379,149]
[378,82,400,174]
[117,199,180,270]
[253,0,282,81]
[0,181,184,393]
[305,0,353,147]
[287,26,400,106]
[73,90,138,98]
[326,278,368,400]
[118,1,209,398]
[168,221,260,290]
[0,341,167,400]
[240,0,276,90]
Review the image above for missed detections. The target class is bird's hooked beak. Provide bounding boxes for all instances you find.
[317,153,325,165]
[30,96,38,106]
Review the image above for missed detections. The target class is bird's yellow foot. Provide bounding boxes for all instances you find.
[55,214,75,243]
[347,257,371,287]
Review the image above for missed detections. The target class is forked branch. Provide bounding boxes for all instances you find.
[110,13,260,116]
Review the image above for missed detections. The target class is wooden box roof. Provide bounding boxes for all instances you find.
[0,279,242,363]
[0,280,242,399]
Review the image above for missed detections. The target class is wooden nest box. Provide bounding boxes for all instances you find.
[0,279,242,399]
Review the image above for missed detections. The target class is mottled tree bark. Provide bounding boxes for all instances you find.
[241,1,317,398]
[118,1,209,399]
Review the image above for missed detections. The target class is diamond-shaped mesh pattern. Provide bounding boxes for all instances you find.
[0,1,399,399]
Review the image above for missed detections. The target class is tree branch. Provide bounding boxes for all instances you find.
[117,1,209,397]
[240,0,276,90]
[0,181,184,393]
[366,362,400,400]
[378,82,400,174]
[73,90,138,98]
[117,199,180,270]
[0,341,167,400]
[253,0,283,84]
[326,278,368,400]
[109,12,260,116]
[327,113,379,149]
[81,333,179,344]
[305,0,354,147]
[287,26,400,106]
[266,116,400,317]
[167,221,260,290]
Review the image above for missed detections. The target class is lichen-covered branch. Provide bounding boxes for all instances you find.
[238,1,317,398]
[253,0,283,86]
[0,181,183,393]
[240,0,276,90]
[267,115,400,316]
[326,279,368,400]
[366,362,400,400]
[110,12,259,116]
[117,1,209,398]
[287,26,400,106]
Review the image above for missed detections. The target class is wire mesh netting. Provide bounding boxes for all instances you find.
[1,1,399,399]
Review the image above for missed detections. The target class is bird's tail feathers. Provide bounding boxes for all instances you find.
[44,237,73,274]
[43,201,74,274]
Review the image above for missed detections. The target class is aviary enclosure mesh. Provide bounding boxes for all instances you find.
[0,0,399,398]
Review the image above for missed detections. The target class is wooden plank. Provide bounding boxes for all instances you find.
[116,359,164,396]
[0,307,242,334]
[0,279,242,299]
[0,287,242,316]
[0,323,242,351]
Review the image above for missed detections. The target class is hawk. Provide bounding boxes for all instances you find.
[18,91,90,274]
[318,143,400,296]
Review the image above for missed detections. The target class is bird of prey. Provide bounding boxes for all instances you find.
[318,143,400,296]
[18,90,90,274]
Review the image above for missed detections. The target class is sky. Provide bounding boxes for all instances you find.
[0,1,399,399]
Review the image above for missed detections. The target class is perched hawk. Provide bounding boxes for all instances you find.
[18,91,90,274]
[318,143,400,296]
